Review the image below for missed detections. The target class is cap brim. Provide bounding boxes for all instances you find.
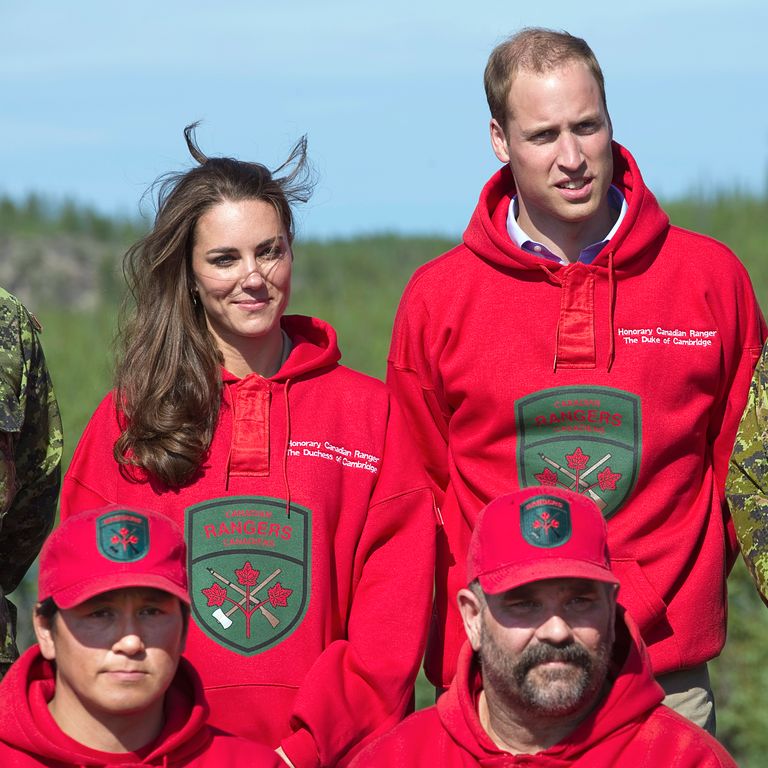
[51,574,190,609]
[478,558,620,595]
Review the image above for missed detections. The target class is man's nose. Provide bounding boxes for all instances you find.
[534,612,574,645]
[112,617,146,656]
[557,133,583,170]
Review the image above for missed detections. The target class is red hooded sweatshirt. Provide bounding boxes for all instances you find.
[388,143,766,687]
[61,315,436,768]
[0,646,282,767]
[348,611,737,767]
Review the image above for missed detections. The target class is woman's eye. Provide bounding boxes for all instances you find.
[211,255,236,267]
[258,247,285,261]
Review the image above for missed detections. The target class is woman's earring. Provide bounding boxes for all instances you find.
[191,287,199,307]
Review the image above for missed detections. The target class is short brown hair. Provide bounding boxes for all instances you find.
[484,28,607,126]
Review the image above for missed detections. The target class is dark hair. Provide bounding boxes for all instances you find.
[484,27,608,127]
[114,124,314,487]
[35,597,59,621]
[467,578,486,604]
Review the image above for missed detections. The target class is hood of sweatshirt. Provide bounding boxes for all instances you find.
[220,314,342,388]
[463,142,669,279]
[462,143,670,372]
[437,609,664,766]
[0,647,213,766]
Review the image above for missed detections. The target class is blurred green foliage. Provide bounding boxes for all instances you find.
[3,192,768,764]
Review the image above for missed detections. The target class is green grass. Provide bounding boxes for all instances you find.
[5,193,768,765]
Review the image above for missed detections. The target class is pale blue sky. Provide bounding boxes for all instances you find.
[3,1,767,238]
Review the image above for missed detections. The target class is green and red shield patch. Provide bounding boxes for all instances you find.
[520,495,572,548]
[97,510,150,562]
[516,386,641,519]
[186,496,311,656]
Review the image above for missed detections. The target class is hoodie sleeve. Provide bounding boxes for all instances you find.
[387,273,451,508]
[59,393,120,519]
[279,397,436,768]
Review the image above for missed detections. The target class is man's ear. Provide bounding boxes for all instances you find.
[33,607,56,661]
[457,588,485,651]
[490,119,511,165]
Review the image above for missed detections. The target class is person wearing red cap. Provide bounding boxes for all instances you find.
[0,505,282,767]
[350,487,737,767]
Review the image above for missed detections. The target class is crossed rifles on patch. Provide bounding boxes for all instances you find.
[538,450,613,509]
[207,567,283,630]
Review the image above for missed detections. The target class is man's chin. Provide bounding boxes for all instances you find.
[519,667,595,715]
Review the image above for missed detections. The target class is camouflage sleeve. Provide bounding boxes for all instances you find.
[0,289,63,662]
[727,340,768,601]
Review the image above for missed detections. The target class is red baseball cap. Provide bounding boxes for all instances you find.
[38,505,190,609]
[467,486,619,594]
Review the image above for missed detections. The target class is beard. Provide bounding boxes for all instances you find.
[479,623,611,718]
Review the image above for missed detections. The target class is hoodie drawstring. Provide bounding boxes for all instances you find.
[283,379,293,519]
[606,250,616,372]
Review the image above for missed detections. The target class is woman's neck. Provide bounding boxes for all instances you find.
[219,328,287,379]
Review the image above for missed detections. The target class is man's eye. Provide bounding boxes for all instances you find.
[575,121,599,134]
[87,609,113,619]
[569,596,597,610]
[505,600,538,611]
[530,131,556,143]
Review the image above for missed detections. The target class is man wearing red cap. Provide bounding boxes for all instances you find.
[350,487,736,766]
[0,505,282,767]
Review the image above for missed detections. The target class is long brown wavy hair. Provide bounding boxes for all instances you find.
[114,124,313,487]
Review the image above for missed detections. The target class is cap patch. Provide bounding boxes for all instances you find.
[96,510,150,562]
[520,495,572,548]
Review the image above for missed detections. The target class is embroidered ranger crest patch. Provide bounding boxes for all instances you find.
[96,510,150,562]
[186,496,311,656]
[520,495,572,548]
[516,386,642,520]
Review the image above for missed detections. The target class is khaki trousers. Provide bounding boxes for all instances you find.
[656,663,715,735]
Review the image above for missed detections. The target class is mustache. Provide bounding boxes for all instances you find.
[515,642,592,679]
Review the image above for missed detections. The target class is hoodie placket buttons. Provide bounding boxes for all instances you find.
[556,262,596,369]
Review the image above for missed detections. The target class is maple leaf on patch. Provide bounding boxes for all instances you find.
[535,467,559,486]
[235,562,260,587]
[202,582,228,607]
[111,529,138,549]
[268,582,293,608]
[597,467,622,491]
[533,512,559,531]
[566,447,590,470]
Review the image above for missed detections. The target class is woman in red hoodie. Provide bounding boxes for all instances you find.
[60,125,435,768]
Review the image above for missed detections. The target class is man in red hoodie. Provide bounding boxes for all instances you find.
[351,488,736,766]
[387,27,766,732]
[0,504,282,767]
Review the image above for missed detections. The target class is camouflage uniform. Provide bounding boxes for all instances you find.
[727,340,768,601]
[0,287,62,677]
